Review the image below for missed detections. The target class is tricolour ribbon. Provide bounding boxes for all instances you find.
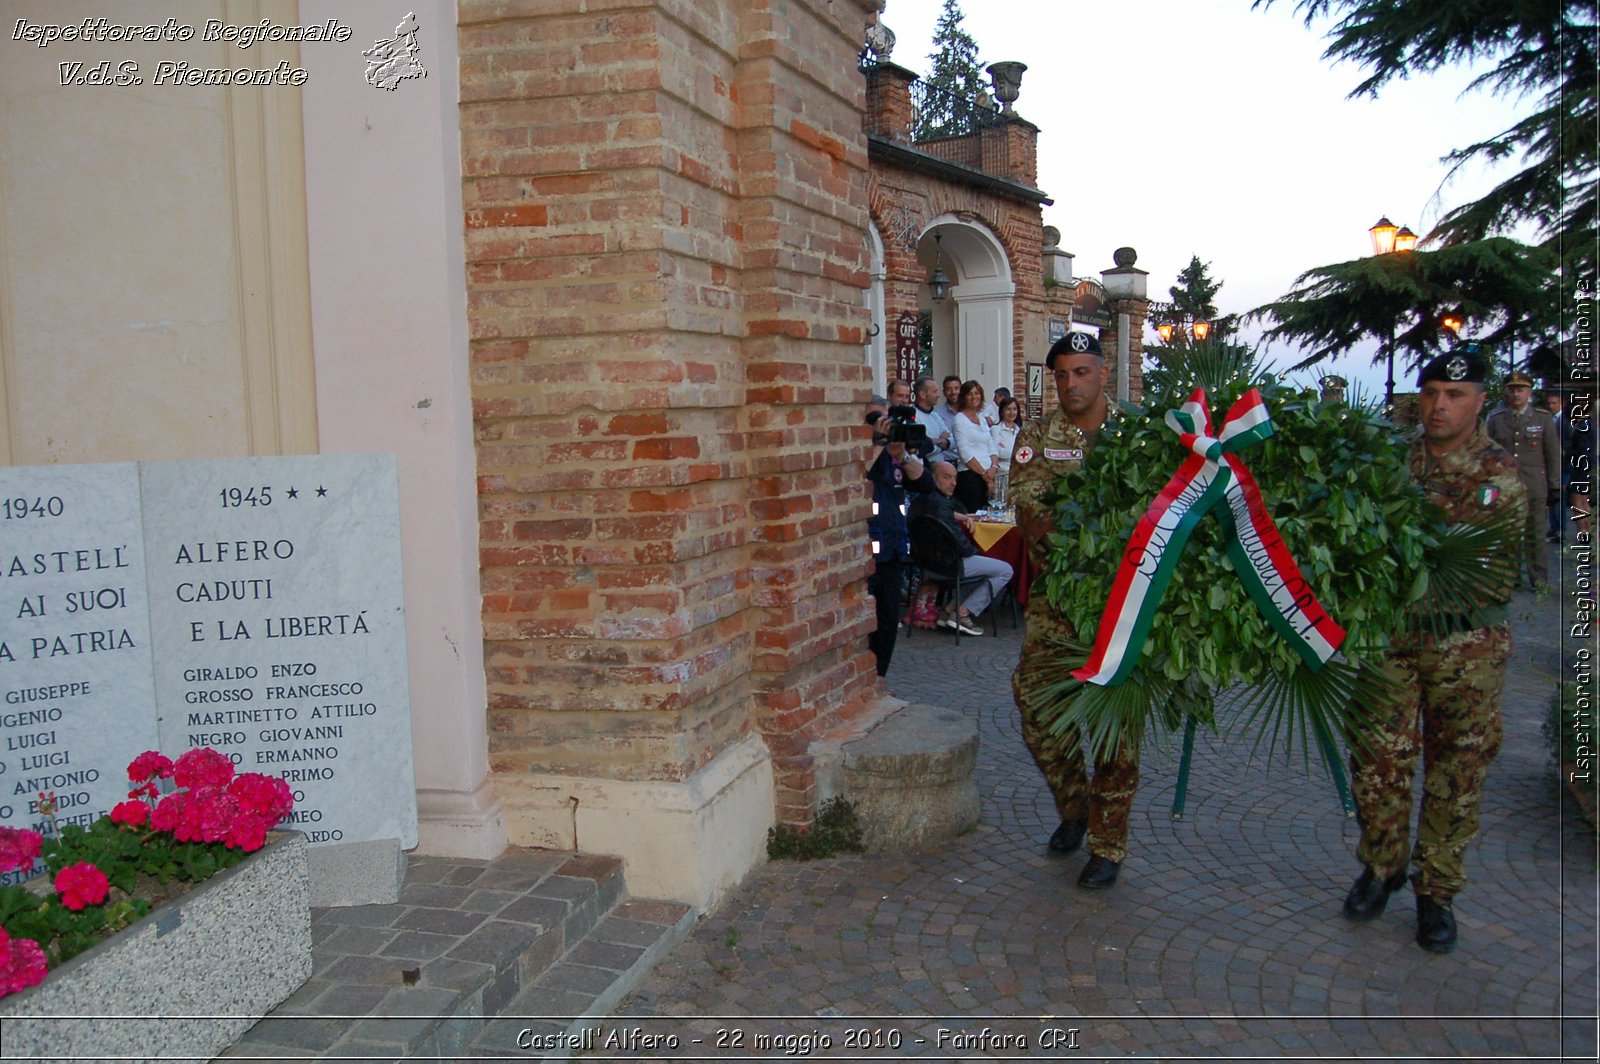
[1071,388,1345,687]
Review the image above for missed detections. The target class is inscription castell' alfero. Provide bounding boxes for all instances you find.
[0,455,417,882]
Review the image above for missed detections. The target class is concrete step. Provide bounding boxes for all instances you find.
[217,848,693,1062]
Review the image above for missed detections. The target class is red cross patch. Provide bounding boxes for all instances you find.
[1014,445,1035,465]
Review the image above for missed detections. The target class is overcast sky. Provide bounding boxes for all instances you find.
[878,0,1532,396]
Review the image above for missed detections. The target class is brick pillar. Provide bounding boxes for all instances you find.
[734,0,883,829]
[865,62,918,142]
[1106,298,1149,404]
[1102,252,1150,406]
[459,0,881,909]
[1003,117,1039,187]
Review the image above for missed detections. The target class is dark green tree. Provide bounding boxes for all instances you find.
[1148,256,1240,346]
[914,0,986,141]
[1252,237,1559,377]
[1255,1,1597,277]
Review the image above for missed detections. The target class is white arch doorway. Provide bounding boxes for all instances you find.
[865,223,887,394]
[917,216,1015,395]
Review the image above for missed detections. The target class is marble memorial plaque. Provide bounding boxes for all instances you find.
[140,454,418,849]
[0,464,159,879]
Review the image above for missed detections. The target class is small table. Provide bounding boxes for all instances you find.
[971,519,1035,606]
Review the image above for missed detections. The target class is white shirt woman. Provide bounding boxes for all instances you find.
[992,398,1017,473]
[990,396,1022,506]
[953,402,999,474]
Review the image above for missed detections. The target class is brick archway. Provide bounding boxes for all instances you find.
[917,216,1014,394]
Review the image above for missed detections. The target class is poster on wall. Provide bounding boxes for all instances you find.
[1026,361,1044,420]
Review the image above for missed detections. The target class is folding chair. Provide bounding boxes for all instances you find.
[906,514,991,640]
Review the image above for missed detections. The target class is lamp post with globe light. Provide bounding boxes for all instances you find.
[1368,216,1417,412]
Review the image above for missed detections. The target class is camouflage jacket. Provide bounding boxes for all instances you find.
[1009,406,1106,568]
[1409,427,1528,622]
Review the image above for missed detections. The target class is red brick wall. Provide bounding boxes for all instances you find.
[460,0,880,826]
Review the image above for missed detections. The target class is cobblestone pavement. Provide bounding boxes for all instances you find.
[614,543,1597,1062]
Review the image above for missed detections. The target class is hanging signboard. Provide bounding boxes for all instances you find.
[894,311,919,383]
[1071,279,1112,329]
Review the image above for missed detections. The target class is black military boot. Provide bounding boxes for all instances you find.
[1077,854,1120,889]
[1048,818,1087,855]
[1416,895,1457,953]
[1342,866,1407,922]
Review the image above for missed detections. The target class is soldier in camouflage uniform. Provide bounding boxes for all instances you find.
[1485,370,1561,588]
[1009,332,1138,890]
[1343,351,1527,954]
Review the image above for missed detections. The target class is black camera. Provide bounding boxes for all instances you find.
[870,398,934,448]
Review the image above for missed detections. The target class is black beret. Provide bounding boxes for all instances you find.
[1048,332,1102,362]
[1417,351,1487,386]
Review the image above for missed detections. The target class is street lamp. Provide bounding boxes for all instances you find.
[1368,215,1417,411]
[1154,318,1211,345]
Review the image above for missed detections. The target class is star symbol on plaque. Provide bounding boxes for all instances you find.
[286,487,299,499]
[316,486,328,497]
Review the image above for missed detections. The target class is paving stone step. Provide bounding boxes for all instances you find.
[217,848,692,1063]
[463,900,699,1059]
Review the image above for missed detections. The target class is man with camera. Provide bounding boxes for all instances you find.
[865,397,934,675]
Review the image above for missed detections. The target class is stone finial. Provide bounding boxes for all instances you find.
[865,1,895,61]
[1112,247,1137,268]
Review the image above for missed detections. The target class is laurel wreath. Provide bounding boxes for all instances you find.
[1022,345,1519,765]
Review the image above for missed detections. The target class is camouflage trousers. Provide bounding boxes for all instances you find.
[1013,596,1140,863]
[1348,622,1511,901]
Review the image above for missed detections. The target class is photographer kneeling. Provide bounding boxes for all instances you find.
[865,398,935,676]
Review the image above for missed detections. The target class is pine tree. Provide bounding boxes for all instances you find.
[1253,237,1558,374]
[1148,256,1238,354]
[914,0,986,141]
[1257,1,1597,278]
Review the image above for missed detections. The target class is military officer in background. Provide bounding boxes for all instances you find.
[1009,331,1137,890]
[1485,370,1561,589]
[1343,351,1526,954]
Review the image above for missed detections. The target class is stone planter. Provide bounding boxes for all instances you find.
[0,831,312,1064]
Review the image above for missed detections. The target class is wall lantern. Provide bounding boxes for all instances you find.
[927,233,951,304]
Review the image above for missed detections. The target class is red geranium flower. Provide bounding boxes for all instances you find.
[195,791,239,844]
[126,750,174,783]
[0,929,48,997]
[110,800,150,828]
[228,773,294,823]
[172,747,234,790]
[54,862,109,911]
[151,792,187,834]
[0,827,43,875]
[224,812,270,852]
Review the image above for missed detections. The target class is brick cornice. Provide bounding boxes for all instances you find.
[867,134,1052,206]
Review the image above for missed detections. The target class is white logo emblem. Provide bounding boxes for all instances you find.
[1014,445,1035,465]
[1445,356,1468,380]
[364,13,427,91]
[1069,333,1091,353]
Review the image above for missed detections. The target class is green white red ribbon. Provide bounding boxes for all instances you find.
[1072,388,1345,687]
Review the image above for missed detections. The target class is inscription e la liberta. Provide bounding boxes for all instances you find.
[0,454,417,882]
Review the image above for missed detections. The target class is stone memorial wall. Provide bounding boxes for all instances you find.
[0,454,416,883]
